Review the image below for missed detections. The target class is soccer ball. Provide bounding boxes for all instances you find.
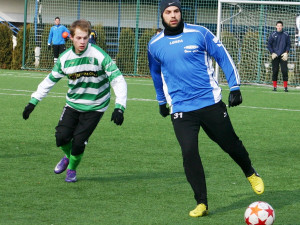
[62,31,69,39]
[244,201,275,225]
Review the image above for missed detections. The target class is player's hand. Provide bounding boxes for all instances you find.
[22,103,35,120]
[228,90,242,107]
[159,104,169,117]
[48,44,51,51]
[271,53,277,60]
[281,52,288,61]
[111,108,124,125]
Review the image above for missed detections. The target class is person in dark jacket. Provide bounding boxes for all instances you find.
[88,21,98,44]
[267,21,291,92]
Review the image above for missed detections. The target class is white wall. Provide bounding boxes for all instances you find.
[0,0,25,22]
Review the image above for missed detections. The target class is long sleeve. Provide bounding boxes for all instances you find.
[110,76,127,110]
[267,33,274,53]
[48,27,53,45]
[204,30,240,91]
[147,48,167,105]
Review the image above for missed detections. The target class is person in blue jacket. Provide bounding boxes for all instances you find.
[267,21,291,92]
[48,17,70,64]
[88,21,98,44]
[148,0,265,218]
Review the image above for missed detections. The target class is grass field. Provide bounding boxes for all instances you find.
[0,69,299,225]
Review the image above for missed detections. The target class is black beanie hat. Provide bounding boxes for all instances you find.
[160,0,182,14]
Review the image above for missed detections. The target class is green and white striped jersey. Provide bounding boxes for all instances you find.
[30,43,127,112]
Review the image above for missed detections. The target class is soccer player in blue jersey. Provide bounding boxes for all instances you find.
[48,17,70,65]
[148,0,264,217]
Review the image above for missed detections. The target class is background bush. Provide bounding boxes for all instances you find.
[11,25,30,70]
[138,28,155,76]
[116,28,135,75]
[0,23,13,69]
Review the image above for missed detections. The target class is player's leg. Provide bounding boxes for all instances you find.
[65,110,104,182]
[272,57,280,91]
[199,101,264,194]
[171,112,208,217]
[54,106,80,174]
[52,45,59,64]
[280,59,288,92]
[58,44,66,56]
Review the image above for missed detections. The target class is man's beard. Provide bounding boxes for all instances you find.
[161,16,184,36]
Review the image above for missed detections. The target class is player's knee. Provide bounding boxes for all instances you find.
[71,139,87,155]
[55,132,71,147]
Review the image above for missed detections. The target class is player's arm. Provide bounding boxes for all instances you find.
[148,47,169,117]
[204,30,242,107]
[22,61,64,120]
[48,27,53,47]
[103,55,127,125]
[267,33,275,54]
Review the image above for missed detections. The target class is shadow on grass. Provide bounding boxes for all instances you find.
[210,189,300,216]
[80,171,185,183]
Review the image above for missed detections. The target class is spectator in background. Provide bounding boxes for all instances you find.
[48,17,69,65]
[267,21,291,92]
[156,28,163,35]
[88,21,98,44]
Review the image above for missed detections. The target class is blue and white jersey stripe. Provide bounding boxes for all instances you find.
[148,23,240,113]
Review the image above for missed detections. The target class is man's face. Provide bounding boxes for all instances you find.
[162,6,181,28]
[70,28,89,54]
[55,19,60,25]
[276,23,283,32]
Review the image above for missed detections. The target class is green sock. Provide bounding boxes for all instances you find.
[68,153,83,171]
[60,142,72,158]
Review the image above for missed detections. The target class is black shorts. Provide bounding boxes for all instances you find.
[52,44,66,58]
[55,106,104,155]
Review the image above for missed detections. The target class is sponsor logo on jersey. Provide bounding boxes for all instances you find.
[184,45,199,53]
[68,71,98,80]
[170,39,183,45]
[184,45,198,50]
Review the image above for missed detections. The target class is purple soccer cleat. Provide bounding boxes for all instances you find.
[65,169,77,182]
[54,156,69,174]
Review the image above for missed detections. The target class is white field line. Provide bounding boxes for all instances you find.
[1,88,300,112]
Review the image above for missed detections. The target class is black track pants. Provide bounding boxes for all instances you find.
[272,56,288,81]
[171,101,253,205]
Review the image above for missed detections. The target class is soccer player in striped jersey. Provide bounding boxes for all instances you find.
[23,19,127,183]
[148,0,264,217]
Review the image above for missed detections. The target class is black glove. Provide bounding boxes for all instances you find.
[228,90,242,107]
[22,103,35,120]
[111,108,124,126]
[159,104,169,117]
[48,44,51,50]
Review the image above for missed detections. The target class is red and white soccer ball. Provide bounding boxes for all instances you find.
[244,201,275,225]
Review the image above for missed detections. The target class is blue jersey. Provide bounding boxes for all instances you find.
[148,23,240,114]
[267,30,290,56]
[48,24,69,45]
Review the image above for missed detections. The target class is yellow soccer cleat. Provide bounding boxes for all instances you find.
[247,172,264,195]
[189,203,208,217]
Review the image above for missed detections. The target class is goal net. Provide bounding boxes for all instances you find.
[22,0,220,75]
[217,0,300,86]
